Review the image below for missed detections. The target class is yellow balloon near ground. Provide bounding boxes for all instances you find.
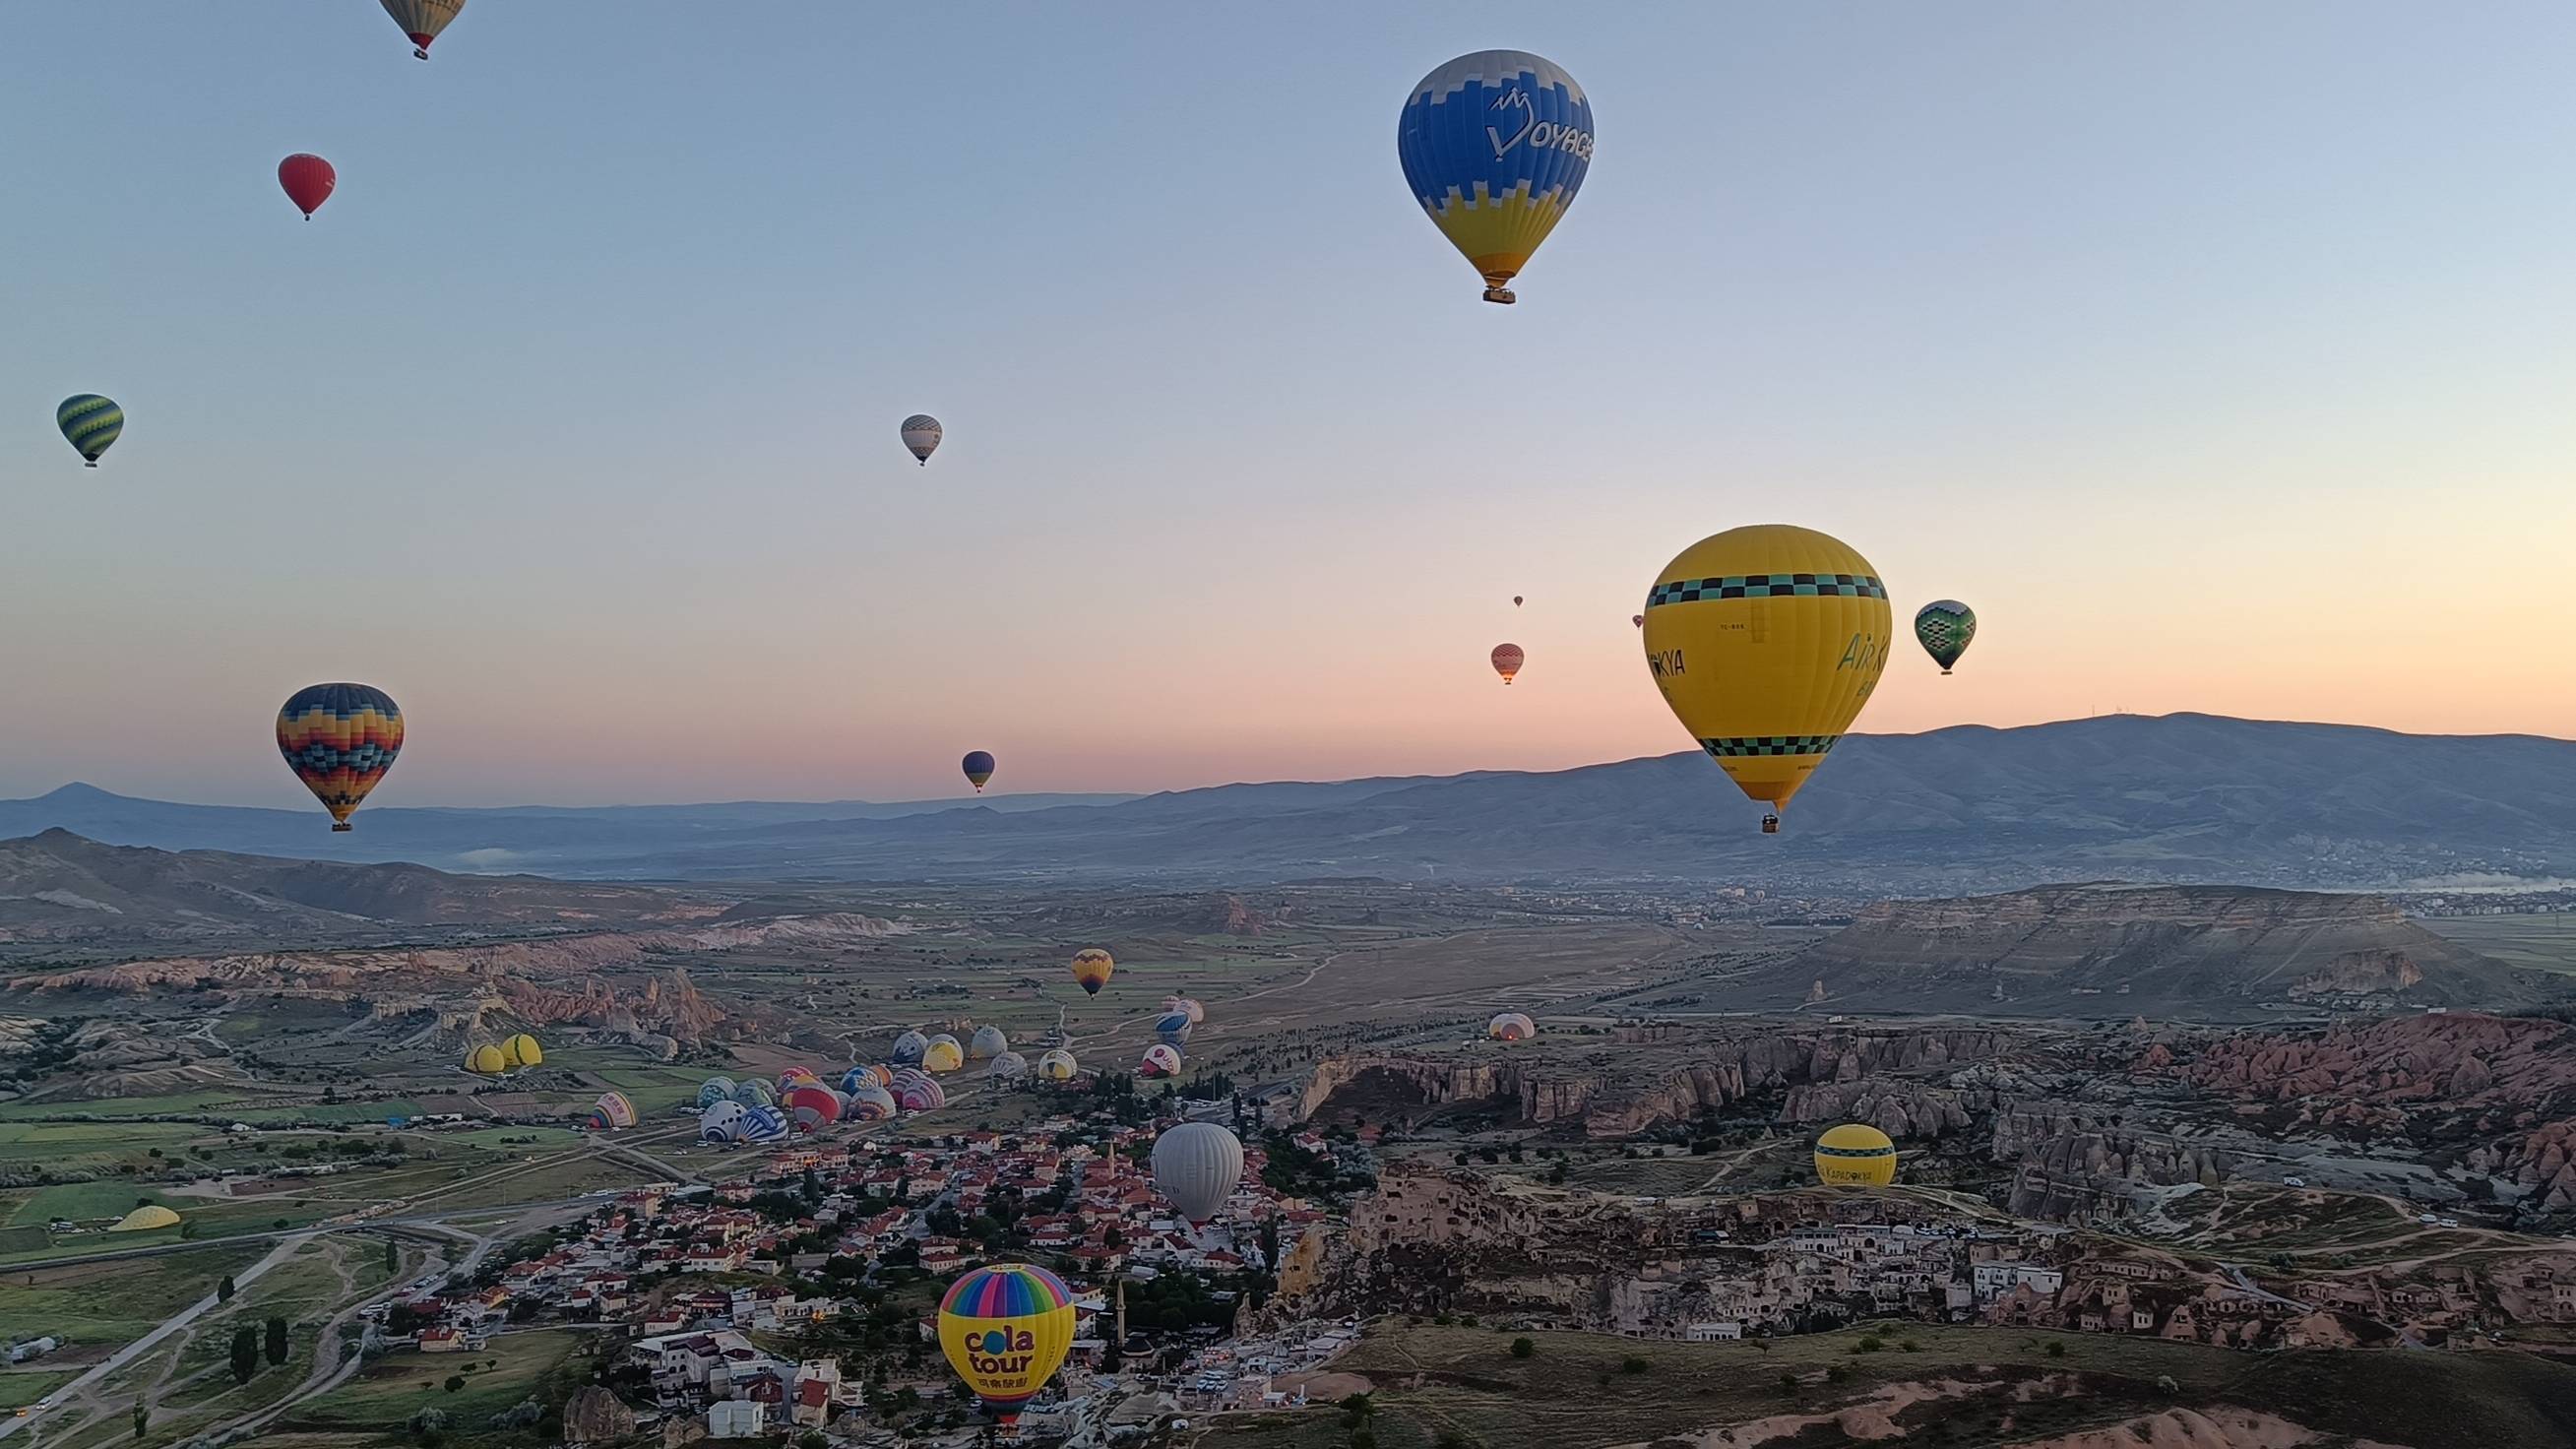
[506,1034,542,1067]
[1814,1123,1899,1186]
[1640,525,1891,813]
[465,1044,506,1075]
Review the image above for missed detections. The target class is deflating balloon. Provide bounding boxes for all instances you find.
[277,684,404,831]
[1152,1121,1245,1225]
[903,414,943,466]
[1490,643,1524,685]
[1398,50,1595,304]
[988,1050,1029,1080]
[586,1091,637,1131]
[1914,599,1977,674]
[962,750,995,792]
[1070,948,1114,996]
[1162,995,1206,1025]
[1640,525,1890,824]
[939,1265,1076,1424]
[1036,1048,1078,1081]
[279,155,336,218]
[57,395,123,467]
[380,0,464,60]
[1487,1011,1536,1041]
[1814,1123,1898,1187]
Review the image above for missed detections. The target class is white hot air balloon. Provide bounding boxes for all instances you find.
[1152,1121,1245,1226]
[901,413,943,465]
[970,1025,1009,1060]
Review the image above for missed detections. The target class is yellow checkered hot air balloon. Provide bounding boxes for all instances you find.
[1814,1124,1898,1187]
[1641,526,1890,833]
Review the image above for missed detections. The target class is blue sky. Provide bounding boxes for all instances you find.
[3,4,2572,807]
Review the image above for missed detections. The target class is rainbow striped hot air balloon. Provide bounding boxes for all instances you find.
[939,1265,1076,1426]
[584,1091,637,1131]
[277,684,404,831]
[1398,51,1595,304]
[56,395,124,467]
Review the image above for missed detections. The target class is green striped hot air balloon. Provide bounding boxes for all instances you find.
[57,395,124,468]
[1914,599,1977,674]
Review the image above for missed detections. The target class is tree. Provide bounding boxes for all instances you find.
[443,1374,466,1393]
[229,1326,260,1384]
[265,1315,289,1365]
[132,1405,149,1441]
[218,1274,236,1303]
[385,1238,402,1275]
[1509,1337,1535,1359]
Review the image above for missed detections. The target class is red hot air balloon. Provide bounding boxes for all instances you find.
[279,155,336,219]
[1490,643,1525,685]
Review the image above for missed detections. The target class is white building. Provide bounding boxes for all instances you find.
[707,1400,767,1438]
[1684,1321,1742,1342]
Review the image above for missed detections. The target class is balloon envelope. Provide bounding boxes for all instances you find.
[730,1078,777,1108]
[1154,1012,1193,1045]
[903,414,944,465]
[278,154,336,217]
[380,0,464,59]
[1139,1043,1182,1078]
[1640,525,1890,816]
[782,1085,843,1133]
[1914,599,1977,673]
[277,684,404,830]
[1815,1123,1898,1186]
[970,1025,1009,1059]
[1487,1011,1536,1041]
[962,750,994,791]
[1153,1121,1246,1224]
[1490,643,1524,684]
[922,1038,965,1073]
[56,394,123,465]
[891,1031,929,1066]
[1036,1048,1078,1081]
[697,1077,737,1109]
[1070,948,1114,996]
[939,1265,1075,1418]
[698,1100,748,1142]
[1398,50,1595,303]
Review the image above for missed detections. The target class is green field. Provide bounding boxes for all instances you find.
[285,1328,590,1432]
[2424,914,2576,976]
[1197,1322,2576,1449]
[0,1368,77,1412]
[0,1244,269,1347]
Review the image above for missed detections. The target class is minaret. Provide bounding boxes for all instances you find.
[1114,1280,1128,1353]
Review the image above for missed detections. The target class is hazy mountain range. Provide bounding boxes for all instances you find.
[1,714,2570,892]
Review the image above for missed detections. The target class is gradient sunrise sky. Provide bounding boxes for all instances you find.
[2,3,2571,807]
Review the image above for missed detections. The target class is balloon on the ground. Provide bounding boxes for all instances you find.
[1640,525,1890,823]
[279,154,336,218]
[585,1091,637,1131]
[277,684,404,832]
[464,1044,504,1074]
[1491,643,1524,685]
[1139,1043,1182,1078]
[1154,1012,1193,1045]
[503,1034,541,1067]
[1814,1123,1898,1186]
[1488,1011,1536,1041]
[1914,599,1977,674]
[961,750,994,791]
[1036,1048,1078,1081]
[892,1071,945,1113]
[697,1077,737,1109]
[1152,1121,1245,1225]
[1070,948,1114,996]
[903,414,943,465]
[736,1104,788,1142]
[56,394,123,466]
[922,1036,965,1073]
[777,1066,821,1095]
[782,1084,843,1133]
[1398,50,1595,304]
[892,1031,929,1066]
[1161,996,1206,1025]
[846,1083,899,1121]
[379,0,464,60]
[698,1100,748,1142]
[970,1025,1009,1059]
[840,1064,890,1094]
[938,1264,1076,1424]
[988,1050,1029,1080]
[730,1077,777,1108]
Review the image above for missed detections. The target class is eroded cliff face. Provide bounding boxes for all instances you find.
[1996,1106,2226,1223]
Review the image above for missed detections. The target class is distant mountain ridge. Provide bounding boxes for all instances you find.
[1,714,2571,891]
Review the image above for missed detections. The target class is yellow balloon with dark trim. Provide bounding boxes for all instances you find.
[939,1264,1076,1425]
[1640,526,1890,824]
[1070,948,1114,996]
[1814,1123,1898,1187]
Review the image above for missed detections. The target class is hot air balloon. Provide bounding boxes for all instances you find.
[1070,948,1114,996]
[380,0,464,60]
[1154,1012,1194,1046]
[1640,525,1890,834]
[988,1050,1030,1080]
[699,1100,748,1143]
[892,1031,930,1066]
[1633,614,1645,628]
[847,1083,899,1121]
[938,1265,1076,1427]
[970,1026,1009,1060]
[922,1037,966,1074]
[1152,1121,1245,1225]
[1490,643,1524,685]
[1138,1043,1182,1079]
[892,1072,945,1113]
[731,1078,777,1108]
[504,1034,541,1068]
[278,155,335,219]
[56,395,123,467]
[782,1084,844,1134]
[903,414,943,466]
[464,1044,505,1075]
[839,1065,888,1095]
[584,1091,638,1131]
[1513,595,1524,607]
[1814,1123,1898,1187]
[1914,599,1977,675]
[962,750,995,792]
[1398,50,1595,305]
[1161,996,1206,1026]
[736,1104,789,1142]
[277,684,404,831]
[1036,1048,1078,1082]
[1487,1011,1537,1041]
[697,1077,737,1109]
[777,1066,822,1095]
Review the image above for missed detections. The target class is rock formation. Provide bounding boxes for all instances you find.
[560,1385,637,1446]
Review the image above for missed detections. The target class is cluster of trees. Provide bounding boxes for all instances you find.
[227,1315,291,1385]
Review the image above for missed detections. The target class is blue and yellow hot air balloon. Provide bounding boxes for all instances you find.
[56,395,124,467]
[962,750,995,792]
[1641,526,1890,833]
[1397,50,1595,304]
[939,1264,1076,1426]
[277,684,404,831]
